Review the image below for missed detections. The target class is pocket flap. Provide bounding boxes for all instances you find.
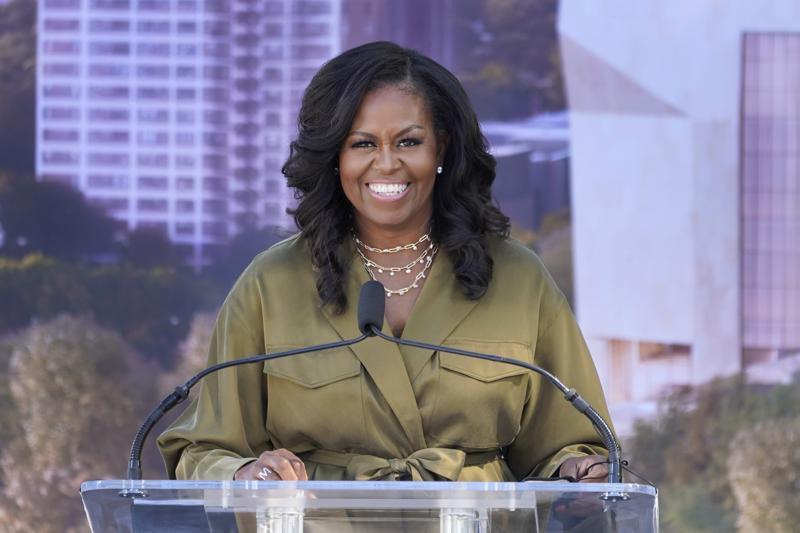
[439,340,531,382]
[263,345,361,388]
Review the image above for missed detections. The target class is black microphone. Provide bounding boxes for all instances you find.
[358,280,385,335]
[362,282,623,492]
[124,282,380,488]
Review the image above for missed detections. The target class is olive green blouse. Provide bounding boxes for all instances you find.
[157,235,613,481]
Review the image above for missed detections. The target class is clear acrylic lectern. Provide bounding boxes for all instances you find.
[81,480,658,532]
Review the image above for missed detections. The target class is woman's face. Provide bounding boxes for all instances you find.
[339,85,443,239]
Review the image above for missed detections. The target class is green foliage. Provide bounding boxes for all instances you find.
[626,375,800,533]
[0,0,36,175]
[0,315,159,533]
[728,417,800,533]
[456,0,564,118]
[0,255,220,366]
[0,173,121,259]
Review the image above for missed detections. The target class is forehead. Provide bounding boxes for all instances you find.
[350,85,432,130]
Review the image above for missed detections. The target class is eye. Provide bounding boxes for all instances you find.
[398,137,422,147]
[350,139,374,148]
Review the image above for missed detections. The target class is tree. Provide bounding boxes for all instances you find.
[0,0,36,175]
[626,375,800,533]
[159,311,216,395]
[728,417,800,533]
[0,173,121,260]
[118,226,185,269]
[455,0,564,119]
[0,315,159,532]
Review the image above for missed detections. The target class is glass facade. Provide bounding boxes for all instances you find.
[741,33,800,353]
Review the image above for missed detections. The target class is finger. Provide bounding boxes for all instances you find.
[262,454,299,481]
[274,449,308,481]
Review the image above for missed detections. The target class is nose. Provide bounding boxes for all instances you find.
[373,145,401,174]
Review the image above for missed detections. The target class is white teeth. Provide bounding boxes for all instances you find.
[368,182,409,196]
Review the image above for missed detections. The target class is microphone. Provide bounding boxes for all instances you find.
[124,282,380,486]
[358,280,385,335]
[361,282,623,491]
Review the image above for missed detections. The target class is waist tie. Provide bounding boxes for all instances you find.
[304,448,500,481]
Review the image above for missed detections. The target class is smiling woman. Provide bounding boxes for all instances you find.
[158,41,614,489]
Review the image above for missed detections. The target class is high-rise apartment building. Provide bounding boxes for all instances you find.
[37,0,340,268]
[559,1,800,432]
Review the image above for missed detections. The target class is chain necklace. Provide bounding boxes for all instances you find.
[360,244,438,297]
[353,231,437,297]
[355,241,434,276]
[353,232,431,254]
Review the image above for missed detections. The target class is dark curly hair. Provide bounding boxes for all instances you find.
[282,41,510,313]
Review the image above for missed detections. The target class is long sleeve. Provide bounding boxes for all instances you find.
[157,263,272,480]
[506,291,614,479]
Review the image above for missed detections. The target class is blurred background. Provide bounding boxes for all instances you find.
[0,0,798,531]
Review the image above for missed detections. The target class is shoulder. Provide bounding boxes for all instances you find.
[227,233,313,298]
[485,236,566,312]
[488,237,554,284]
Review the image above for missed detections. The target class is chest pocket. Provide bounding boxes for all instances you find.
[428,340,531,449]
[262,346,364,449]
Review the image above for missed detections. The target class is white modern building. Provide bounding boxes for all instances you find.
[36,0,340,268]
[560,1,800,433]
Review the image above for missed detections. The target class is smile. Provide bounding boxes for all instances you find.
[367,182,410,197]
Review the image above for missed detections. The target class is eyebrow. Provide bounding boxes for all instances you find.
[348,124,425,138]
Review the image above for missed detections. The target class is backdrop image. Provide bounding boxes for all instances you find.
[0,0,797,531]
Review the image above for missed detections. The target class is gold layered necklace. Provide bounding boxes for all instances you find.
[353,231,438,297]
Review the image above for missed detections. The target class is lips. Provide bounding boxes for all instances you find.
[367,182,410,197]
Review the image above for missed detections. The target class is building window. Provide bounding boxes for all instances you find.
[44,107,80,120]
[137,43,170,56]
[137,65,169,78]
[138,198,168,212]
[43,129,79,142]
[137,20,169,33]
[176,66,196,79]
[89,42,130,56]
[45,0,80,8]
[138,176,168,189]
[176,199,195,213]
[88,86,129,99]
[43,41,80,55]
[88,130,129,143]
[43,19,80,31]
[176,177,194,190]
[43,63,79,76]
[137,153,169,167]
[138,87,169,100]
[89,19,130,32]
[175,155,195,168]
[176,110,195,124]
[42,151,79,164]
[88,152,129,166]
[88,174,129,188]
[92,197,129,211]
[90,0,131,9]
[89,108,129,121]
[175,222,195,235]
[138,109,169,123]
[203,177,225,191]
[43,85,80,99]
[138,131,169,145]
[175,132,195,145]
[89,64,129,77]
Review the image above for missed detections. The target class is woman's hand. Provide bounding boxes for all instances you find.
[234,449,308,481]
[558,455,608,482]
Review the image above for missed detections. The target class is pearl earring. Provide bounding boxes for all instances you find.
[436,166,443,175]
[333,167,339,175]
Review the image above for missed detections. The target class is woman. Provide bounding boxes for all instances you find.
[158,41,612,484]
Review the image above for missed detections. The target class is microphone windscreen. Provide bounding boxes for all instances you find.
[358,281,385,335]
